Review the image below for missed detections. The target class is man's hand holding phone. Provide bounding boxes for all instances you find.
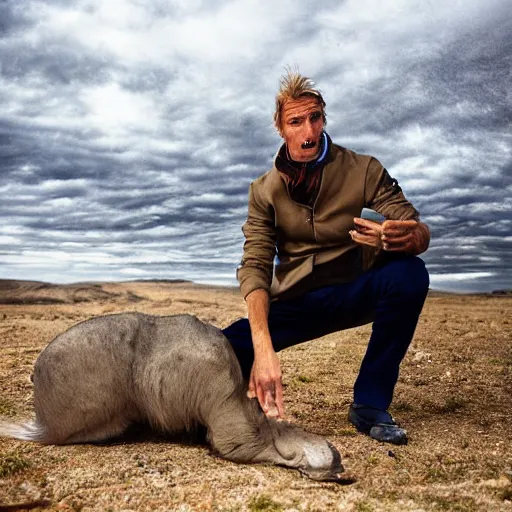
[350,208,385,248]
[351,208,429,254]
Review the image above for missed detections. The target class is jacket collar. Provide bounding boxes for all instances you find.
[275,131,331,177]
[274,132,332,206]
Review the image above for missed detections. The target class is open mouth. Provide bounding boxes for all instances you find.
[301,140,317,150]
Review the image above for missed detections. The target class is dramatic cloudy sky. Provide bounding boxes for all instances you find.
[1,0,510,292]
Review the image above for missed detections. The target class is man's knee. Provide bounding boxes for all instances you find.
[380,256,430,301]
[222,319,254,379]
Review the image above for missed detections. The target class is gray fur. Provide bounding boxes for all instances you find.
[0,313,344,481]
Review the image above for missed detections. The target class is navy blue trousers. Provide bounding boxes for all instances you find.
[222,256,429,411]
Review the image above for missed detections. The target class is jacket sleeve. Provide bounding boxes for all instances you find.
[364,158,420,220]
[237,182,277,299]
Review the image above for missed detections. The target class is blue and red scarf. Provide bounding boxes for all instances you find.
[275,131,331,207]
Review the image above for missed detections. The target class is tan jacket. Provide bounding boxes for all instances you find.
[237,143,419,300]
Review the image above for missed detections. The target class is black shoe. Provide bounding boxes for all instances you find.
[348,404,408,445]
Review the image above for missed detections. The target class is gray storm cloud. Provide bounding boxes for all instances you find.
[0,0,510,291]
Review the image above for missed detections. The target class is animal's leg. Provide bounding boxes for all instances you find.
[61,415,132,444]
[205,390,344,480]
[205,392,277,464]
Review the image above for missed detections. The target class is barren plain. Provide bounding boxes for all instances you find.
[0,280,511,511]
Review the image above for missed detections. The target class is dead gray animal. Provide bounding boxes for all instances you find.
[0,313,345,482]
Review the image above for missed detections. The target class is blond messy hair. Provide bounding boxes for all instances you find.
[273,69,326,135]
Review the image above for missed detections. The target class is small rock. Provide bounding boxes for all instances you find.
[412,351,431,362]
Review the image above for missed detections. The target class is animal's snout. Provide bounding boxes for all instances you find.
[299,440,347,482]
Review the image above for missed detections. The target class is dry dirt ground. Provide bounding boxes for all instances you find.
[0,280,511,512]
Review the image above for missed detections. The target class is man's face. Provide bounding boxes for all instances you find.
[280,96,324,162]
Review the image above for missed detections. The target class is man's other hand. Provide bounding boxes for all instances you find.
[380,220,430,255]
[351,218,430,256]
[350,217,383,247]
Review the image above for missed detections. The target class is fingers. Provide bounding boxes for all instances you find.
[247,388,257,399]
[353,217,428,254]
[263,389,280,419]
[382,233,413,244]
[247,375,256,399]
[381,232,414,251]
[256,382,267,413]
[274,378,285,418]
[350,230,382,247]
[382,219,417,230]
[381,220,417,237]
[383,240,415,252]
[249,353,285,419]
[380,220,421,252]
[256,381,282,419]
[251,371,285,419]
[353,217,383,232]
[351,218,383,248]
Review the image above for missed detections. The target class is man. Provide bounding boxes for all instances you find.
[222,71,430,445]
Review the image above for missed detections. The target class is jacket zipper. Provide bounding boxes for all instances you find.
[310,163,325,242]
[280,165,320,242]
[307,206,317,241]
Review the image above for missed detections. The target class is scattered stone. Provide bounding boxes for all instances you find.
[412,351,431,362]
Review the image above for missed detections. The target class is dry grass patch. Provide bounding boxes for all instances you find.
[0,283,511,510]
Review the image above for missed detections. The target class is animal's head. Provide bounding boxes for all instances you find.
[269,421,349,483]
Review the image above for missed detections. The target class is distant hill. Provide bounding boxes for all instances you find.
[490,289,512,296]
[0,279,140,305]
[0,279,238,305]
[428,288,512,297]
[1,280,508,305]
[128,279,192,284]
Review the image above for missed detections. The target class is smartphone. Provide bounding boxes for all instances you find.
[360,207,386,223]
